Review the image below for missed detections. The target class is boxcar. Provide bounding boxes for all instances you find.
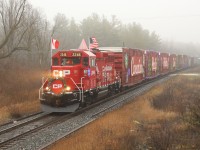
[159,52,170,74]
[98,47,145,89]
[169,54,177,72]
[144,50,159,79]
[183,55,189,68]
[176,55,184,70]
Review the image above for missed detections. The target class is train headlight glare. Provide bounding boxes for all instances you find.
[45,87,49,91]
[66,86,71,91]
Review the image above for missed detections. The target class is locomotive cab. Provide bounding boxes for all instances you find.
[39,50,97,112]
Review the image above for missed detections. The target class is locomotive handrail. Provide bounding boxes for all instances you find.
[39,77,48,100]
[81,77,85,103]
[70,77,83,102]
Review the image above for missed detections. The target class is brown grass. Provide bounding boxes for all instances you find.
[47,66,200,150]
[0,67,45,123]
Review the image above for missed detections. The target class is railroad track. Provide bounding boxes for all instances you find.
[0,112,56,148]
[0,111,43,129]
[0,69,188,150]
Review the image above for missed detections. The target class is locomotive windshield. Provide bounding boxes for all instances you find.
[83,57,89,66]
[61,57,81,66]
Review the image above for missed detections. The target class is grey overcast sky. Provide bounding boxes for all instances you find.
[30,0,200,44]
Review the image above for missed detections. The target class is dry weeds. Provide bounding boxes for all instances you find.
[0,67,45,123]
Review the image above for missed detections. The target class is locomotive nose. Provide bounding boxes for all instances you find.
[50,79,65,94]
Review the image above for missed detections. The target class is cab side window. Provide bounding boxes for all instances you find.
[83,57,89,66]
[90,58,96,67]
[53,58,59,66]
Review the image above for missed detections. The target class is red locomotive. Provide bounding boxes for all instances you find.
[39,49,120,112]
[39,44,192,112]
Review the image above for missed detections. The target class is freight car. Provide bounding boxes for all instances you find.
[144,50,159,79]
[39,47,191,112]
[98,47,145,89]
[159,52,170,75]
[169,54,177,72]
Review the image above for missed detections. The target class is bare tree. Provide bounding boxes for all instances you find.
[0,0,39,59]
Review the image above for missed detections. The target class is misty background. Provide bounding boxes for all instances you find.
[0,0,200,70]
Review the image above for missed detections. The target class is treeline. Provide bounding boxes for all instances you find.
[53,13,161,50]
[0,0,198,70]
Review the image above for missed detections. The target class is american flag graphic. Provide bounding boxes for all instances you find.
[89,37,98,49]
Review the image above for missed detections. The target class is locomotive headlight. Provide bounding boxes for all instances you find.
[66,86,71,91]
[45,86,50,91]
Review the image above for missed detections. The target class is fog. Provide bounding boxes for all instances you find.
[31,0,200,44]
[1,0,199,63]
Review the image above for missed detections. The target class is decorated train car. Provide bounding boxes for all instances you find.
[159,52,170,74]
[144,50,159,79]
[177,54,184,69]
[183,55,190,68]
[169,54,177,72]
[98,47,145,90]
[176,54,191,69]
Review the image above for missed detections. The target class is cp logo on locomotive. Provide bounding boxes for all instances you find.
[53,84,63,89]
